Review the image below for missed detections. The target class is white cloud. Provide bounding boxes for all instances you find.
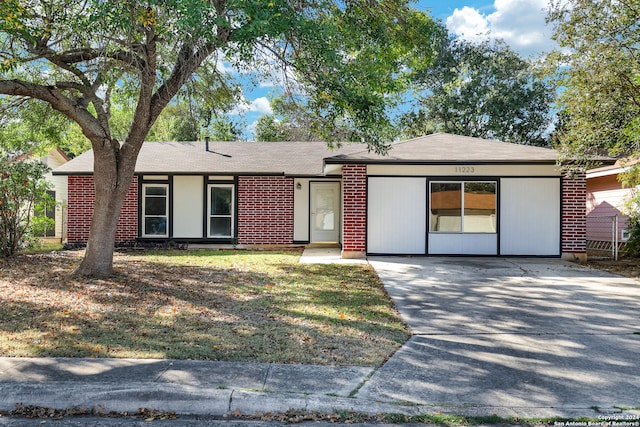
[248,97,273,114]
[446,0,556,57]
[446,6,490,42]
[229,96,273,116]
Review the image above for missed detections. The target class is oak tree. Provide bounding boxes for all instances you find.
[0,0,436,277]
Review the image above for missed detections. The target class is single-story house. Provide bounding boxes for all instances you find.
[53,133,587,260]
[586,157,639,248]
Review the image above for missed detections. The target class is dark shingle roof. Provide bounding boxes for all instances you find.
[325,133,558,164]
[53,133,559,176]
[54,141,363,176]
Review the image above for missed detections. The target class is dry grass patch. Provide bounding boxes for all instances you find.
[0,249,409,366]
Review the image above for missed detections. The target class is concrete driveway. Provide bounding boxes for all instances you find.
[360,257,640,417]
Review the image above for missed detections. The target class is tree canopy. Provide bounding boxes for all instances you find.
[547,0,640,176]
[253,95,358,141]
[0,0,437,277]
[401,26,554,146]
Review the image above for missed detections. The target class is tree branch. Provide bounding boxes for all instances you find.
[0,79,107,142]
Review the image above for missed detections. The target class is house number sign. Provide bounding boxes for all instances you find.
[454,166,476,173]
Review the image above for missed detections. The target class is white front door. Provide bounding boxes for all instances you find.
[310,182,340,243]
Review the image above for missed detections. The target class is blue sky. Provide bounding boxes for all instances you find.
[233,0,557,138]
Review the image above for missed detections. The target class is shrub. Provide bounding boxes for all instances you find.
[624,213,640,257]
[0,154,53,257]
[623,191,640,257]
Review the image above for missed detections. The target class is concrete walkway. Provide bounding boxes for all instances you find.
[1,253,639,420]
[298,247,367,264]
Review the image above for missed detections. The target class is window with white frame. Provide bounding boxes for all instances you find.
[142,184,169,237]
[208,184,234,238]
[430,181,497,233]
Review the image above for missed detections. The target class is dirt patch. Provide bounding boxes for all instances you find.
[587,256,640,281]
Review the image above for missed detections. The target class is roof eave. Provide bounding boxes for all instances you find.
[323,158,558,165]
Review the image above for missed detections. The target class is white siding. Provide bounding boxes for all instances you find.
[44,149,68,239]
[500,178,560,255]
[293,179,341,242]
[293,179,311,242]
[368,164,561,177]
[428,233,497,255]
[173,176,204,238]
[367,177,426,254]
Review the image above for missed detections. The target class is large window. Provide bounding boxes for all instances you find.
[142,184,169,237]
[208,184,234,238]
[430,181,496,233]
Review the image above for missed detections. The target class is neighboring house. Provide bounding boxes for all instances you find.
[42,148,69,241]
[18,147,69,241]
[586,158,639,249]
[53,133,588,260]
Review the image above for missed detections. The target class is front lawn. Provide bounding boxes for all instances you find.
[0,249,409,366]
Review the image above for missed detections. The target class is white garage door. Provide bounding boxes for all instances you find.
[500,178,560,255]
[367,177,426,254]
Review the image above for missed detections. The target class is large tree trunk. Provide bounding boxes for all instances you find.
[73,142,138,278]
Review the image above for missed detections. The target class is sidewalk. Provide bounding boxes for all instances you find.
[0,357,399,416]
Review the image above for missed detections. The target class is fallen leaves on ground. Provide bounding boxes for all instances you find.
[0,249,409,365]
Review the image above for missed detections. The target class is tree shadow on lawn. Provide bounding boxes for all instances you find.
[0,251,408,366]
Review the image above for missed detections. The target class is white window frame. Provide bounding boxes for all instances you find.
[430,181,497,234]
[142,183,169,238]
[207,184,234,238]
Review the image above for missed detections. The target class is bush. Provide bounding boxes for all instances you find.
[0,154,53,257]
[624,214,640,257]
[623,191,640,257]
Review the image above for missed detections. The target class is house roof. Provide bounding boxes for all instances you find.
[587,157,639,179]
[53,141,363,176]
[54,133,559,176]
[325,133,558,164]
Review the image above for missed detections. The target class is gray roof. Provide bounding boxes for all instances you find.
[54,141,363,176]
[53,133,559,176]
[326,133,558,164]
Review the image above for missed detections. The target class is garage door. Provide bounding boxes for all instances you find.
[500,178,560,255]
[367,177,426,254]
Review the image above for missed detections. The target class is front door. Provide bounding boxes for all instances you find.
[310,182,340,243]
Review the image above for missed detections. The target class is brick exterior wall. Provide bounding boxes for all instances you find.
[67,176,138,244]
[237,176,294,245]
[341,164,367,258]
[562,171,587,260]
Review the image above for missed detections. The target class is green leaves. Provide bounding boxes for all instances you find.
[548,0,640,171]
[285,0,437,150]
[405,32,554,146]
[0,153,52,257]
[1,0,437,151]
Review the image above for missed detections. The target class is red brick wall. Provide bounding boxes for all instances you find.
[67,176,138,244]
[237,176,294,245]
[341,164,367,257]
[562,171,587,256]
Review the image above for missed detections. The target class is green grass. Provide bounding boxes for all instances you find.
[0,249,409,365]
[18,241,64,254]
